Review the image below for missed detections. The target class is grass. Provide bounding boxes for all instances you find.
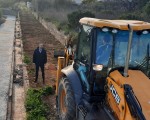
[24,54,31,64]
[50,19,78,44]
[28,68,34,75]
[25,87,53,120]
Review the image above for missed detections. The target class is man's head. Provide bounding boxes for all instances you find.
[39,43,43,49]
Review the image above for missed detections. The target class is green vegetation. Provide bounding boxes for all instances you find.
[0,7,4,24]
[25,87,53,120]
[144,1,150,16]
[119,13,142,20]
[2,0,148,45]
[29,0,150,44]
[56,21,70,35]
[0,0,16,8]
[0,10,4,25]
[24,54,31,64]
[68,10,95,29]
[28,68,34,75]
[48,10,95,43]
[82,0,96,4]
[0,10,2,18]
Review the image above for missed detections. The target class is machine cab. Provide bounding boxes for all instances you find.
[57,17,150,120]
[74,17,150,96]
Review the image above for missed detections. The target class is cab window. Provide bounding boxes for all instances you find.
[76,25,93,64]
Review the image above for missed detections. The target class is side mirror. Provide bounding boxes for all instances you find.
[93,64,103,71]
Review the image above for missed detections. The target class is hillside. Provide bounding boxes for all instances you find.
[27,0,150,43]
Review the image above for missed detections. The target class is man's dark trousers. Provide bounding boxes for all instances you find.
[35,64,45,83]
[33,47,47,83]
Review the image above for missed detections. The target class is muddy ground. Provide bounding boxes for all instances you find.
[20,11,64,119]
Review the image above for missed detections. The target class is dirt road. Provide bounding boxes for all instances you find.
[20,11,64,119]
[20,11,64,87]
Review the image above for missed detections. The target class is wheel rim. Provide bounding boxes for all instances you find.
[60,89,67,114]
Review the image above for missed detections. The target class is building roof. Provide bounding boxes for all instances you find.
[79,17,150,30]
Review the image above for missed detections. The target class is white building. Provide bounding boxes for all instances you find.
[27,2,32,9]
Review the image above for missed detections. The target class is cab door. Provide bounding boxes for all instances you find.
[74,25,93,93]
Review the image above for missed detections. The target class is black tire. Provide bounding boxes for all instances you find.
[58,77,76,120]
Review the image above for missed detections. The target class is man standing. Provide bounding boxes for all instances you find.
[33,43,47,84]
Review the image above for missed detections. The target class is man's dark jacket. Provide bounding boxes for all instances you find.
[33,47,47,65]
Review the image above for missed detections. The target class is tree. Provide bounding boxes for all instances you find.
[0,10,2,18]
[82,0,96,4]
[0,0,16,8]
[67,10,95,29]
[144,1,150,15]
[119,13,141,20]
[54,0,74,9]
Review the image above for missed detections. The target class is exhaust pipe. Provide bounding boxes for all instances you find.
[124,24,133,77]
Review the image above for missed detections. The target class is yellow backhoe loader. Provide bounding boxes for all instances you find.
[55,17,150,120]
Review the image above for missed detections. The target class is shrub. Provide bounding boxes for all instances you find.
[69,32,78,44]
[41,86,53,96]
[25,89,42,112]
[28,68,34,74]
[144,1,150,15]
[67,10,95,29]
[82,0,96,4]
[25,87,53,120]
[0,10,2,19]
[0,0,15,8]
[101,10,114,15]
[24,54,31,64]
[58,22,70,35]
[119,13,141,20]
